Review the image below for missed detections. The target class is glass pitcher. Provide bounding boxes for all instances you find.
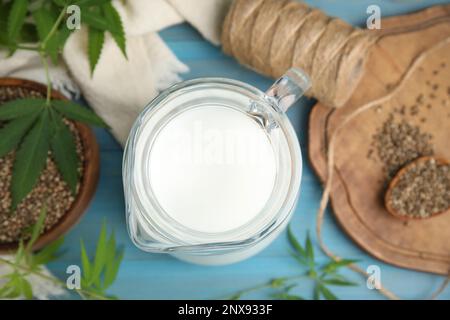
[123,68,311,265]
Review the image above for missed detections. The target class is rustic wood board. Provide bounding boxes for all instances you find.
[308,4,450,275]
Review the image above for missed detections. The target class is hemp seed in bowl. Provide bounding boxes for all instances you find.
[385,157,450,220]
[0,86,84,244]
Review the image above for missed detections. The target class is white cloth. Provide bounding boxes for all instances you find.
[0,0,231,146]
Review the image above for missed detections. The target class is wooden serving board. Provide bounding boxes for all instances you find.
[308,5,450,275]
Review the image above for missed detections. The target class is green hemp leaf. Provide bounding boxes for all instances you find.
[0,207,63,299]
[80,221,124,299]
[0,98,106,210]
[0,208,123,300]
[229,226,359,300]
[0,0,125,208]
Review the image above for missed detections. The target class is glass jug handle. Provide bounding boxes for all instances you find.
[265,68,311,112]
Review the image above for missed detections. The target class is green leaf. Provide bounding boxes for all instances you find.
[76,0,111,7]
[0,113,39,158]
[18,23,39,43]
[105,232,116,264]
[270,278,286,288]
[0,274,22,299]
[15,241,26,265]
[0,2,10,27]
[0,274,32,299]
[322,277,358,287]
[52,100,107,127]
[91,222,108,284]
[78,223,123,297]
[305,232,314,267]
[318,283,338,300]
[0,280,17,298]
[102,2,127,58]
[49,111,80,193]
[283,284,298,293]
[321,259,358,274]
[46,26,73,64]
[19,278,33,299]
[0,2,12,45]
[290,251,307,266]
[80,239,92,281]
[11,110,51,209]
[55,26,72,52]
[26,206,47,251]
[32,6,54,41]
[313,284,320,300]
[93,275,101,291]
[52,0,71,6]
[7,0,29,41]
[287,225,306,258]
[87,26,105,75]
[32,6,60,63]
[82,10,110,31]
[44,1,73,63]
[103,248,123,289]
[0,98,44,120]
[33,237,64,265]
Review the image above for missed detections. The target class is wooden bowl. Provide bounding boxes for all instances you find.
[0,78,100,252]
[385,156,450,221]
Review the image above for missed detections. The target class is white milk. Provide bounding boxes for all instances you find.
[148,106,276,233]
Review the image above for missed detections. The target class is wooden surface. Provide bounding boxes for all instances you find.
[45,0,450,299]
[0,78,99,253]
[309,4,450,275]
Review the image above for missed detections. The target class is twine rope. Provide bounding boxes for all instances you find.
[222,0,378,108]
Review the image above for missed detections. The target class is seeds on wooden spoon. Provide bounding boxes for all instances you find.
[385,156,450,220]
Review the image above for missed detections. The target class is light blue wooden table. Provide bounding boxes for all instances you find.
[48,0,450,300]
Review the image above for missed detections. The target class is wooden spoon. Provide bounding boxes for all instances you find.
[385,156,450,220]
